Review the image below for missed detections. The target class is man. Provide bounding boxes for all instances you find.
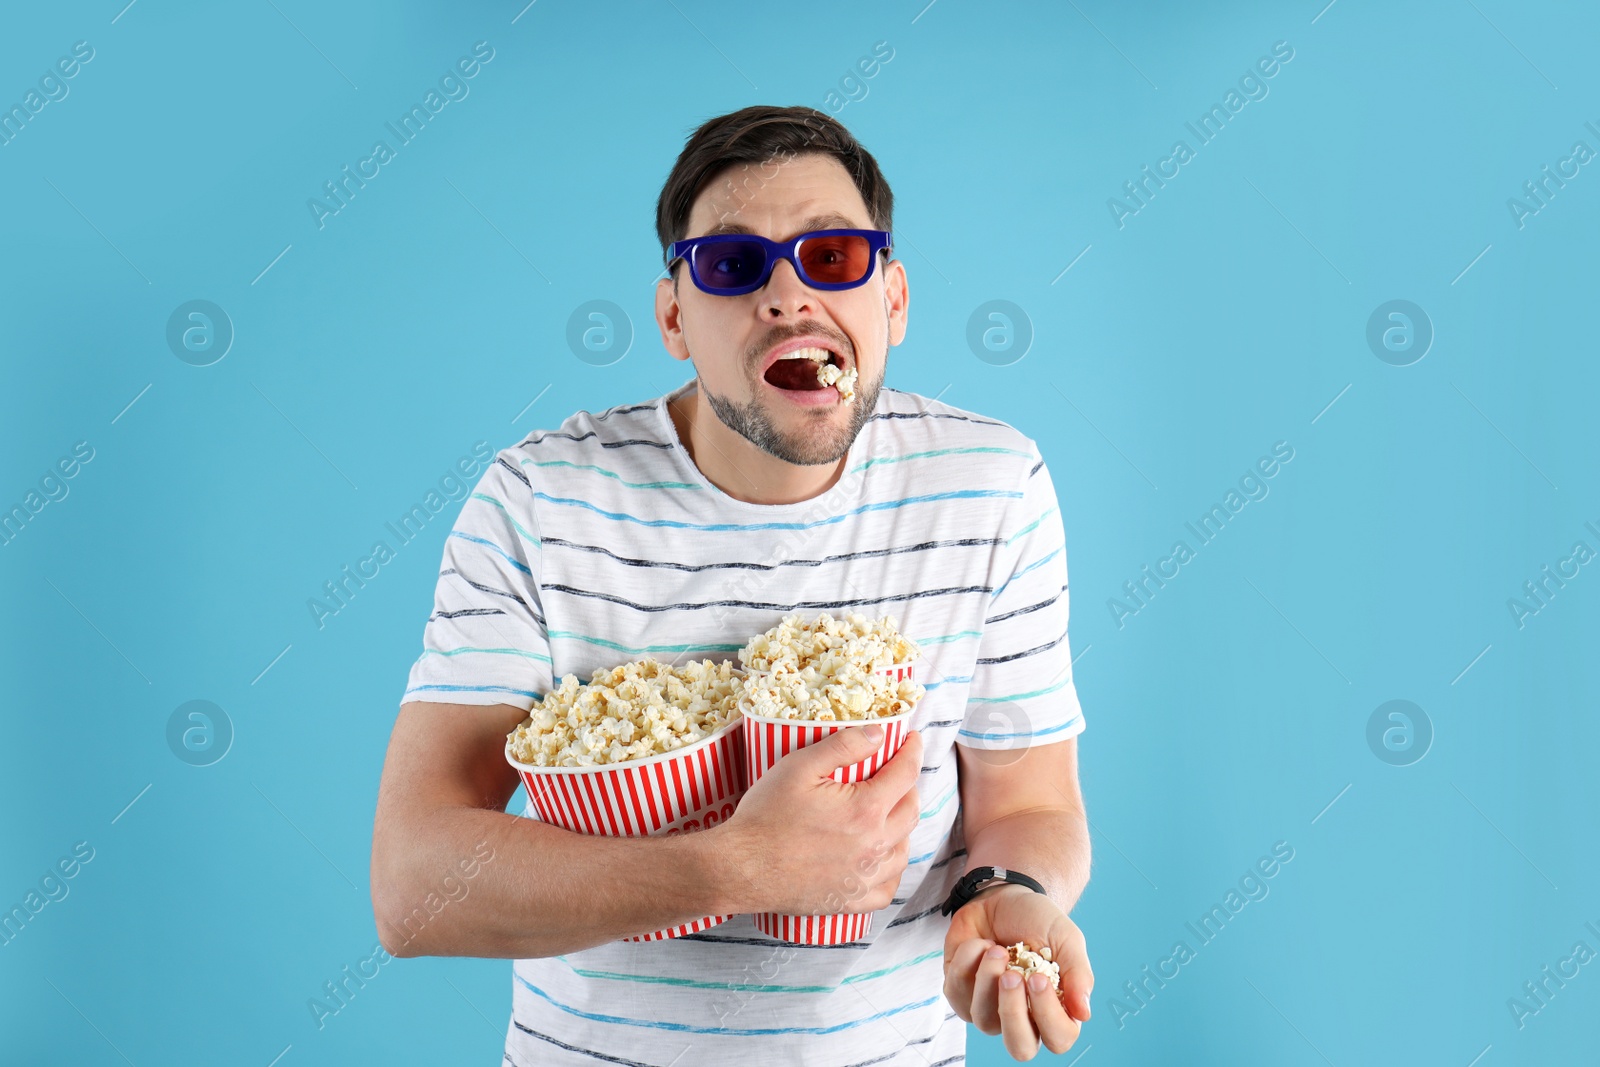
[372,104,1093,1065]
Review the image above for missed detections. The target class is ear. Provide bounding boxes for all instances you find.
[655,273,692,362]
[884,255,909,347]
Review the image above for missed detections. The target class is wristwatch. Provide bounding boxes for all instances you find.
[940,865,1048,917]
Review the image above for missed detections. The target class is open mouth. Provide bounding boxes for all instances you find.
[762,347,844,392]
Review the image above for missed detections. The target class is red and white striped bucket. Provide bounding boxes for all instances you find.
[742,660,916,945]
[505,717,747,942]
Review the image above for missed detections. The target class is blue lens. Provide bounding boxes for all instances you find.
[694,239,766,290]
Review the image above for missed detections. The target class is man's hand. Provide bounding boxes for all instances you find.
[943,883,1092,1060]
[716,724,923,916]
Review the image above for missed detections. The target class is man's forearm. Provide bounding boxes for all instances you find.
[373,804,749,959]
[963,808,1091,910]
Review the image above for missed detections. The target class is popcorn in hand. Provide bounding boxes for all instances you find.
[1005,941,1061,993]
[506,658,742,768]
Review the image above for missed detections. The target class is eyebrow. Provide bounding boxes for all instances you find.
[697,212,865,240]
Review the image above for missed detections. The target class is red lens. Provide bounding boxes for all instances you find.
[796,234,872,285]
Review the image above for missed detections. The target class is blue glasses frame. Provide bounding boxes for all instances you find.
[666,228,893,296]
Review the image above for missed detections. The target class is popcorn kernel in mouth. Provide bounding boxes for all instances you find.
[815,360,858,401]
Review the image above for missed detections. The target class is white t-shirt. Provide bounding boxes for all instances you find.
[402,378,1086,1066]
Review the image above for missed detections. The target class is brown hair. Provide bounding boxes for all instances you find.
[654,105,894,264]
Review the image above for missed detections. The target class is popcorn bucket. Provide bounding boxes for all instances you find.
[505,717,747,942]
[742,660,917,945]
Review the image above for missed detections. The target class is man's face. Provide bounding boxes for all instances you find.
[655,153,909,467]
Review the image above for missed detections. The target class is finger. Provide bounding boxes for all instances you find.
[942,938,994,1023]
[850,841,909,911]
[997,967,1040,1061]
[1027,972,1081,1055]
[1056,942,1095,1023]
[857,728,922,802]
[970,944,1011,1035]
[897,727,924,768]
[885,779,922,839]
[795,722,893,777]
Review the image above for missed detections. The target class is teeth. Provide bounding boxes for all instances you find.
[776,346,834,362]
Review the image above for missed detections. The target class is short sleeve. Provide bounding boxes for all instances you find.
[958,444,1085,749]
[399,452,552,710]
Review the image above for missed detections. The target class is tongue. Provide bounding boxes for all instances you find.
[764,358,829,391]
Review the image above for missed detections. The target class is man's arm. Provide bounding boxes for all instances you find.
[942,734,1094,1058]
[370,699,926,960]
[955,734,1090,907]
[941,444,1093,1058]
[955,443,1089,901]
[370,700,749,959]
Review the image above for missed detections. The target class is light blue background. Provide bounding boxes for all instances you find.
[3,1,1596,1064]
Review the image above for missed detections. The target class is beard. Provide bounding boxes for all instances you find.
[697,322,885,467]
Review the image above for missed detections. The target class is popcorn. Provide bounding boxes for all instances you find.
[506,658,742,767]
[507,614,922,761]
[736,612,925,722]
[816,361,859,401]
[1005,941,1061,992]
[737,665,922,722]
[739,611,920,674]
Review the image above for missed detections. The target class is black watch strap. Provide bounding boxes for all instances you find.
[940,865,1048,917]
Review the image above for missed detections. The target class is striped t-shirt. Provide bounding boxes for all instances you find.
[402,377,1086,1066]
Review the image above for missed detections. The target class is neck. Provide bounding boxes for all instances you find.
[668,384,847,505]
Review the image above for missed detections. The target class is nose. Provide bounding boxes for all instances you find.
[760,256,815,321]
